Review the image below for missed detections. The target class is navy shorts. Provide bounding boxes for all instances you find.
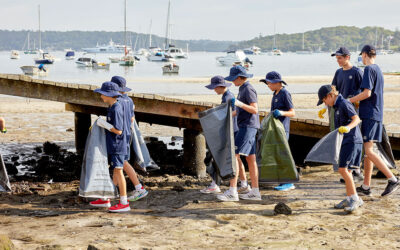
[361,119,382,143]
[109,154,129,169]
[235,127,257,156]
[339,143,363,169]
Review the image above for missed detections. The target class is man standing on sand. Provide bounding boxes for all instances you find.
[0,117,6,133]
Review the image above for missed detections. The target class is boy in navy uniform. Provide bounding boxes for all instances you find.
[217,66,261,201]
[201,76,249,194]
[349,45,400,197]
[320,47,364,182]
[91,81,130,212]
[111,76,148,201]
[317,85,364,212]
[260,71,296,191]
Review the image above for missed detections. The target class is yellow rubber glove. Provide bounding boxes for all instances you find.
[338,126,350,134]
[318,108,327,119]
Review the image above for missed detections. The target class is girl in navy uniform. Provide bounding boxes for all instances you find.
[201,76,249,195]
[349,45,400,197]
[317,85,364,212]
[260,71,296,191]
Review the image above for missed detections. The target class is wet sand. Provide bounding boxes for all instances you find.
[1,164,400,249]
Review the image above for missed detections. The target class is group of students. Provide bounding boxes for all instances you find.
[201,64,296,201]
[200,44,399,213]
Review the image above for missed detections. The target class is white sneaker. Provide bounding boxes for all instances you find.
[239,190,262,200]
[200,185,221,194]
[238,185,251,194]
[216,190,239,202]
[128,188,148,201]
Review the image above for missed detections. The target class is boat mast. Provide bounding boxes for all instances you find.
[302,33,305,50]
[28,31,30,50]
[165,0,171,48]
[148,19,152,48]
[38,5,41,51]
[374,28,378,48]
[273,21,276,50]
[124,0,127,56]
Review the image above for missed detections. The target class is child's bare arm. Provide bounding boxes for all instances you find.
[110,128,123,135]
[281,108,295,118]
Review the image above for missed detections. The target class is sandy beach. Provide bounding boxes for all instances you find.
[1,76,400,249]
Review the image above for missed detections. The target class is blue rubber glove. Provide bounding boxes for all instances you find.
[230,98,235,109]
[273,109,282,118]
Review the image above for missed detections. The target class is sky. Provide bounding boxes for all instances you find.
[1,0,400,41]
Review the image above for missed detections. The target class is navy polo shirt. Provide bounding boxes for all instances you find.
[359,64,384,121]
[221,90,239,133]
[271,87,294,135]
[237,82,260,129]
[333,94,363,145]
[331,66,363,98]
[106,101,128,155]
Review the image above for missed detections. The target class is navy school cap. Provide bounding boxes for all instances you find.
[317,85,332,106]
[111,75,131,92]
[360,44,376,55]
[260,71,287,85]
[224,65,253,82]
[331,47,350,57]
[94,81,122,97]
[205,75,232,89]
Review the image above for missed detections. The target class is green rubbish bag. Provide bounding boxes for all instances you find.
[257,114,299,183]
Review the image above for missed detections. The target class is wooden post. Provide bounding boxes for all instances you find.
[183,129,206,177]
[74,112,91,155]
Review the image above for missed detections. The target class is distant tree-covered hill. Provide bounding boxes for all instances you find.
[231,26,400,52]
[0,30,234,52]
[1,26,399,52]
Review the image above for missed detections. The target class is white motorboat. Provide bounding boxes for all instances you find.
[20,65,49,76]
[109,56,121,63]
[65,50,75,60]
[165,45,187,59]
[34,52,55,64]
[162,63,179,73]
[355,55,366,68]
[82,39,131,54]
[243,46,261,55]
[148,50,175,62]
[216,50,249,66]
[10,50,20,59]
[93,62,110,70]
[135,48,150,57]
[75,57,97,67]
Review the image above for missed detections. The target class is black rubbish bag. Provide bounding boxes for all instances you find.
[199,102,237,181]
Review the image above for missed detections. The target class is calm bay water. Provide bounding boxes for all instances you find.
[1,51,399,95]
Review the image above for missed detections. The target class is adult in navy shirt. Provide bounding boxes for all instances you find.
[349,45,399,197]
[317,85,363,212]
[216,66,261,202]
[261,71,296,192]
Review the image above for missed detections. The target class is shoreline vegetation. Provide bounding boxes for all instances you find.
[1,26,400,52]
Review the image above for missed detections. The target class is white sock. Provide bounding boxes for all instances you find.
[240,180,248,188]
[362,184,370,190]
[120,196,128,205]
[210,181,217,188]
[135,184,143,190]
[252,188,259,193]
[388,176,398,183]
[354,169,361,174]
[351,194,359,201]
[229,187,237,194]
[346,196,351,202]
